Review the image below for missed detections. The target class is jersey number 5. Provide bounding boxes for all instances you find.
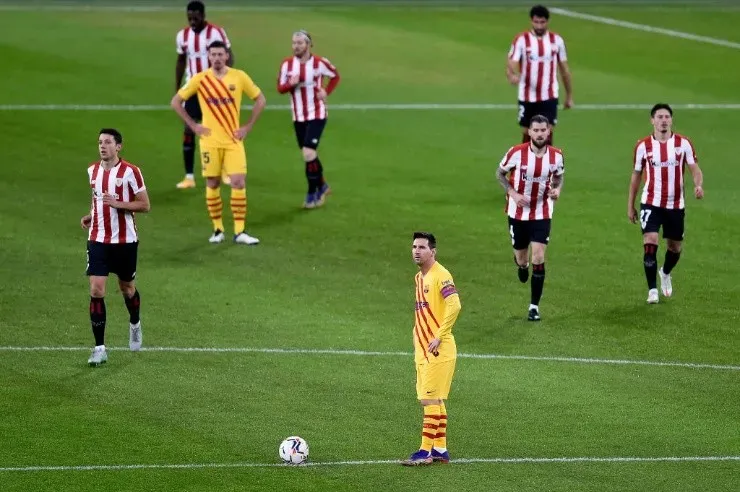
[639,209,652,230]
[202,151,210,165]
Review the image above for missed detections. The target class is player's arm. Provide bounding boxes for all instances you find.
[234,73,266,140]
[684,140,704,199]
[556,37,573,108]
[628,141,645,223]
[506,36,522,85]
[496,148,529,207]
[81,196,93,229]
[428,278,461,354]
[320,58,340,99]
[548,155,565,199]
[175,32,187,93]
[104,189,151,213]
[276,61,296,94]
[170,75,209,136]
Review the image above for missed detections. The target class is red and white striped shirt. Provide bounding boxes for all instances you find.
[634,133,698,210]
[508,31,567,103]
[87,160,146,244]
[176,23,231,83]
[277,55,340,122]
[499,143,565,221]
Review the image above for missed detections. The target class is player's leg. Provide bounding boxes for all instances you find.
[528,219,551,321]
[639,205,661,303]
[202,147,225,243]
[293,122,316,208]
[659,209,685,297]
[544,99,558,145]
[307,119,330,206]
[113,242,142,351]
[177,98,202,189]
[509,217,530,282]
[431,359,455,463]
[518,101,532,143]
[401,363,438,466]
[226,147,259,245]
[86,241,109,366]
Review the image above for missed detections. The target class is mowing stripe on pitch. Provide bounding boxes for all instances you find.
[1,345,737,371]
[551,8,740,50]
[1,455,738,473]
[0,103,739,111]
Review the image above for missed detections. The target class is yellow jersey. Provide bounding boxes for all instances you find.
[413,261,461,364]
[177,67,262,148]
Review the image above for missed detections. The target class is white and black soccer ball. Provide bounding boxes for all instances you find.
[279,436,309,464]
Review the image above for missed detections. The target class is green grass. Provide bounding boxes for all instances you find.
[1,3,739,491]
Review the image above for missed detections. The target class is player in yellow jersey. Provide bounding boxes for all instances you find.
[170,40,266,245]
[401,232,461,466]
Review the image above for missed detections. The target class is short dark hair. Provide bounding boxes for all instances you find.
[99,128,122,144]
[529,114,550,126]
[187,1,205,14]
[530,5,550,19]
[413,232,436,249]
[208,40,227,51]
[651,103,673,117]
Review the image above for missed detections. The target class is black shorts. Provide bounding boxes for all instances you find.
[518,99,558,127]
[293,119,327,150]
[184,97,202,127]
[639,204,685,240]
[508,217,551,250]
[86,241,139,282]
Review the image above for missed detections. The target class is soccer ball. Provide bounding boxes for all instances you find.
[279,436,309,464]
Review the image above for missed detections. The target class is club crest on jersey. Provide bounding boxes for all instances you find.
[115,178,124,187]
[228,84,236,91]
[423,285,429,294]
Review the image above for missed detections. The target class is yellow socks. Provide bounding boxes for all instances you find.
[420,404,440,452]
[230,188,247,235]
[434,402,447,451]
[206,187,224,232]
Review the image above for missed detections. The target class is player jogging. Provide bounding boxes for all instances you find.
[171,40,266,245]
[401,232,461,466]
[506,5,573,144]
[81,129,151,367]
[277,30,340,209]
[628,103,704,304]
[175,1,234,189]
[496,115,565,322]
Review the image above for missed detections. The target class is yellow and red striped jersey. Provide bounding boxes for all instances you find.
[413,261,461,364]
[177,67,262,148]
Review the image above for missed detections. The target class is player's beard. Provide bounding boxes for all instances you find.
[532,138,547,149]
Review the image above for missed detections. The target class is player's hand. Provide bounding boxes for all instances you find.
[510,191,529,208]
[81,215,92,229]
[102,194,119,208]
[564,96,574,109]
[694,186,704,199]
[628,207,638,224]
[233,124,252,141]
[428,338,441,356]
[288,74,300,86]
[548,188,561,200]
[192,124,211,137]
[507,73,520,85]
[317,88,327,101]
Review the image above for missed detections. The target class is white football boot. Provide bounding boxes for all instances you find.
[129,321,142,352]
[234,232,259,245]
[646,288,659,304]
[659,268,673,297]
[88,345,108,367]
[209,230,225,244]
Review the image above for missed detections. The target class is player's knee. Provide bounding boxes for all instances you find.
[531,252,545,264]
[206,179,221,189]
[302,147,317,161]
[89,280,106,298]
[119,281,136,297]
[667,241,682,253]
[230,176,246,189]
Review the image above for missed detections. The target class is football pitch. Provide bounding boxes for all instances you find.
[1,1,739,490]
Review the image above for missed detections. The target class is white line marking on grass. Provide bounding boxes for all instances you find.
[1,103,740,112]
[1,346,738,371]
[551,8,740,50]
[1,455,738,473]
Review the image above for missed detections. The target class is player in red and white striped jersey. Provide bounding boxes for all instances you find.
[80,129,151,367]
[496,115,565,321]
[506,5,573,145]
[628,104,705,304]
[277,30,341,209]
[174,1,233,189]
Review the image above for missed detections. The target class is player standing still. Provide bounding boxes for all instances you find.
[401,232,461,466]
[81,129,151,367]
[171,41,266,245]
[628,104,704,304]
[175,1,234,189]
[277,30,341,209]
[506,5,573,144]
[496,115,565,321]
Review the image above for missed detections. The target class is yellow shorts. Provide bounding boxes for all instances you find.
[416,359,456,400]
[200,145,247,177]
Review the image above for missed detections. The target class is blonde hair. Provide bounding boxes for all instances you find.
[293,29,312,46]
